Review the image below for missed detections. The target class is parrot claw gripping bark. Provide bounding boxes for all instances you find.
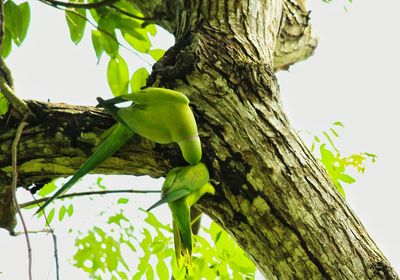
[36,87,202,214]
[147,162,215,267]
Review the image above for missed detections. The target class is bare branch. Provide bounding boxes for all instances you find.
[20,189,161,208]
[10,120,32,280]
[109,4,160,21]
[40,0,118,9]
[0,0,5,51]
[12,228,52,235]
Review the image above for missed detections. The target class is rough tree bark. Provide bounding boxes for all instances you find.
[0,0,398,279]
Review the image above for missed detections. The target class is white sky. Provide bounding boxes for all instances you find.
[0,0,399,279]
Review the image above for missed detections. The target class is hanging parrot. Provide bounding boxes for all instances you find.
[36,87,202,214]
[147,162,215,267]
[97,87,202,165]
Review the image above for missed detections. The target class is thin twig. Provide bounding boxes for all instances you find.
[30,194,60,280]
[110,5,159,21]
[52,232,60,280]
[40,0,157,21]
[13,229,52,235]
[0,0,5,51]
[41,0,118,9]
[11,120,32,280]
[20,189,160,208]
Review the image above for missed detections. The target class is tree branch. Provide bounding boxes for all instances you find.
[40,0,119,10]
[273,0,318,70]
[0,100,175,186]
[0,74,31,116]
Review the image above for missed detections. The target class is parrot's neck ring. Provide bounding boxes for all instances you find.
[177,135,199,144]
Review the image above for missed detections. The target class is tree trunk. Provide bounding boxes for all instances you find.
[0,0,398,279]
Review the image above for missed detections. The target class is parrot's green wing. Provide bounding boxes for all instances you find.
[146,188,192,211]
[146,163,210,211]
[36,123,134,214]
[162,166,185,190]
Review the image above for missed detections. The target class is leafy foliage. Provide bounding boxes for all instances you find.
[107,55,129,96]
[0,0,31,116]
[60,0,164,95]
[73,210,256,279]
[74,222,132,279]
[130,67,149,92]
[65,4,87,45]
[307,122,376,197]
[2,0,30,53]
[34,179,74,223]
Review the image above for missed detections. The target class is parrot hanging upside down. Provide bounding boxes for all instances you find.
[36,87,202,214]
[147,162,215,267]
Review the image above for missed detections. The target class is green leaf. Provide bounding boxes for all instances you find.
[335,182,346,198]
[96,177,106,189]
[338,174,356,184]
[364,152,377,160]
[149,49,165,61]
[107,212,129,226]
[91,30,104,62]
[107,55,129,96]
[47,208,55,224]
[117,19,145,39]
[18,2,30,46]
[156,260,169,280]
[59,205,67,221]
[65,6,87,45]
[330,128,339,137]
[143,210,172,232]
[98,19,119,57]
[0,94,9,116]
[67,204,74,217]
[123,33,150,53]
[4,0,21,45]
[117,198,129,204]
[323,131,339,154]
[146,24,157,36]
[214,230,222,244]
[130,67,148,92]
[333,121,344,127]
[37,180,58,197]
[146,266,154,280]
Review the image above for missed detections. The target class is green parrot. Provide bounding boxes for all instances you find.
[36,87,202,213]
[147,162,215,267]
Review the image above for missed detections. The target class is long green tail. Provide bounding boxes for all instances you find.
[172,202,192,266]
[35,123,134,214]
